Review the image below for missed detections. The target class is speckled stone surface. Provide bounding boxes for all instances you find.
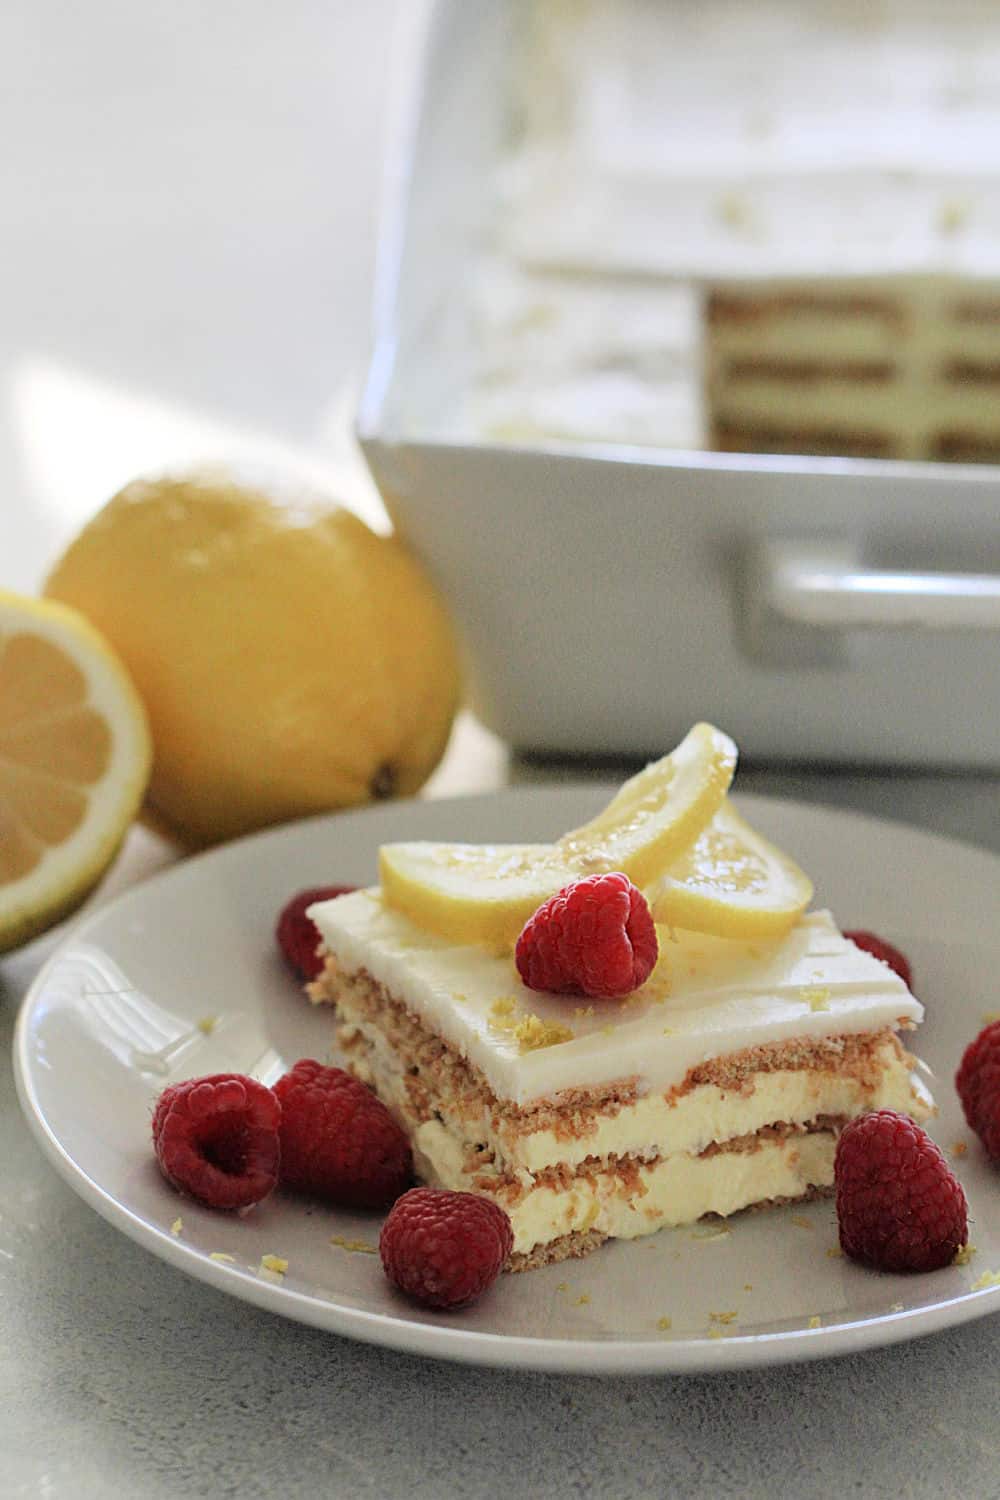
[5,0,1000,1490]
[5,767,1000,1500]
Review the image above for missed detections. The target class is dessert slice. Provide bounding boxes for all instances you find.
[308,890,930,1269]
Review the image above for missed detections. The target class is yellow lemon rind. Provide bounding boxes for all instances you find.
[43,472,460,848]
[379,723,738,949]
[649,800,814,941]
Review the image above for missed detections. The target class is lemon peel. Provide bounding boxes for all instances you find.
[649,799,813,940]
[379,723,736,948]
[44,470,460,848]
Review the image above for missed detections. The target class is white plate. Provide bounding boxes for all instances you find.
[13,788,1000,1375]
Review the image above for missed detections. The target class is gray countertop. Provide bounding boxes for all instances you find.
[4,757,1000,1500]
[4,4,1000,1494]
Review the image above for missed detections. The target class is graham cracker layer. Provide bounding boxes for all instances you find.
[310,958,641,1137]
[311,958,924,1265]
[464,1117,849,1211]
[310,956,913,1141]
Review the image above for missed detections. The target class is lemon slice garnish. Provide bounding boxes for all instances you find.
[0,590,152,951]
[649,800,813,940]
[379,723,736,949]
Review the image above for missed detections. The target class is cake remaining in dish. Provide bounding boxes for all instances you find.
[308,881,930,1269]
[453,0,1000,463]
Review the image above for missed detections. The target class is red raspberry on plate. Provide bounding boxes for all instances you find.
[843,929,913,990]
[956,1020,1000,1159]
[515,872,658,999]
[152,1073,281,1211]
[276,885,356,981]
[834,1109,967,1272]
[272,1058,411,1208]
[379,1187,513,1309]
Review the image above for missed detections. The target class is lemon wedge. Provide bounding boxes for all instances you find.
[649,800,813,940]
[379,723,736,949]
[0,590,152,952]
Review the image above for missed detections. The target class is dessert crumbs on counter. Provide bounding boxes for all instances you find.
[954,1243,977,1266]
[949,1141,968,1157]
[169,1217,183,1237]
[574,1294,591,1307]
[657,1316,672,1331]
[707,1327,725,1340]
[330,1235,377,1255]
[709,1310,738,1325]
[971,1269,1000,1291]
[889,1301,905,1313]
[807,1315,822,1329]
[982,1011,1000,1024]
[259,1254,288,1276]
[743,1283,753,1292]
[826,1246,844,1258]
[690,1224,731,1243]
[938,198,970,234]
[555,1281,569,1293]
[196,1016,219,1035]
[790,1215,814,1232]
[573,1005,595,1020]
[209,1252,235,1264]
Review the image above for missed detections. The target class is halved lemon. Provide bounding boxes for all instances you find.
[0,590,152,951]
[379,723,736,949]
[649,799,813,940]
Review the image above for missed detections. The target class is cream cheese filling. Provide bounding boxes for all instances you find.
[414,1121,837,1257]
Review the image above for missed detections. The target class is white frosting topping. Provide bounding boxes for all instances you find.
[507,0,1000,281]
[310,891,922,1106]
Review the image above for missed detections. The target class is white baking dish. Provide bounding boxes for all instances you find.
[358,0,1000,767]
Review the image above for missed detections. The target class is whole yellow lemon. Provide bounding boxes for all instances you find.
[44,470,462,848]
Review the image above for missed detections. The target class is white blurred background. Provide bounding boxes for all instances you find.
[0,0,407,591]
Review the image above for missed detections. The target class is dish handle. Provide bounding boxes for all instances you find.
[742,537,1000,665]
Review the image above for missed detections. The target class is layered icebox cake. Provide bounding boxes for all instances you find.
[452,0,1000,463]
[308,727,931,1268]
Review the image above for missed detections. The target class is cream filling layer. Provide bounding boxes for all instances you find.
[414,1120,837,1257]
[340,997,931,1177]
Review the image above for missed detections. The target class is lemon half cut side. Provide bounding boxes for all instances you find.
[0,590,152,952]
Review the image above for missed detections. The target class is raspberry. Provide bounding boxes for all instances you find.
[515,872,658,999]
[276,885,356,981]
[834,1109,967,1272]
[379,1187,513,1309]
[843,929,913,989]
[272,1059,411,1208]
[956,1021,1000,1159]
[152,1073,281,1210]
